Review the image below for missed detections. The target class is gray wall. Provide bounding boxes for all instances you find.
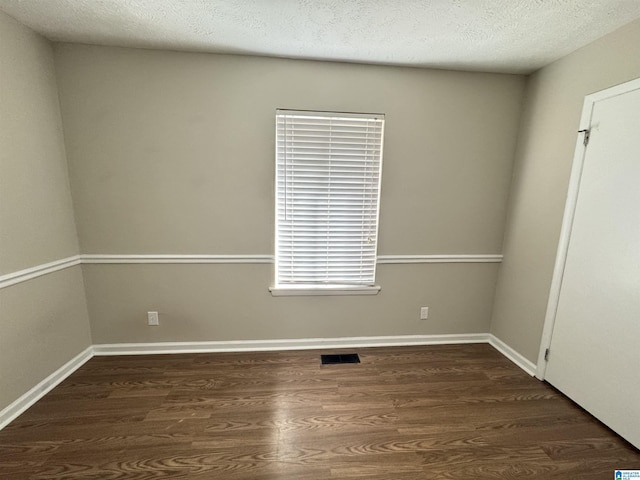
[53,44,526,343]
[490,18,640,362]
[0,11,91,411]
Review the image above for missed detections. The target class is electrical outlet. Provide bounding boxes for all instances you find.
[420,307,429,320]
[147,311,159,326]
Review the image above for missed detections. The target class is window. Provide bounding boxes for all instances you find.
[271,109,385,296]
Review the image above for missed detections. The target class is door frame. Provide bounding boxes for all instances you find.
[536,76,640,380]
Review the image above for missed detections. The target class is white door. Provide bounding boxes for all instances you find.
[544,79,640,449]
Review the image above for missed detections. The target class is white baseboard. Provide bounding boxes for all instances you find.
[488,335,537,376]
[0,334,537,431]
[93,333,490,356]
[0,346,94,430]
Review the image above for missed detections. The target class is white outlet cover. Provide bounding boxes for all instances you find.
[420,307,429,320]
[148,311,159,326]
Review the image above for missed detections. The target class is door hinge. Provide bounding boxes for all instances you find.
[544,348,550,362]
[578,128,590,146]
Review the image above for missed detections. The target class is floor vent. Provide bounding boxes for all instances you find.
[321,353,360,365]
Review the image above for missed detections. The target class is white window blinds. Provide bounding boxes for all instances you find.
[275,110,385,287]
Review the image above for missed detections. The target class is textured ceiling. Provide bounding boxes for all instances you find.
[1,0,640,74]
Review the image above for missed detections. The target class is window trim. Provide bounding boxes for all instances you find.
[269,284,381,297]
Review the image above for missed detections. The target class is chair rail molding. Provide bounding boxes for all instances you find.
[0,256,81,289]
[0,254,503,289]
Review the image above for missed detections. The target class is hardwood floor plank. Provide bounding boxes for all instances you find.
[0,344,636,479]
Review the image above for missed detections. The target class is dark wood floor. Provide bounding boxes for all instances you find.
[0,344,638,479]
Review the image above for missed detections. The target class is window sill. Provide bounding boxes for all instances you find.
[269,285,381,297]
